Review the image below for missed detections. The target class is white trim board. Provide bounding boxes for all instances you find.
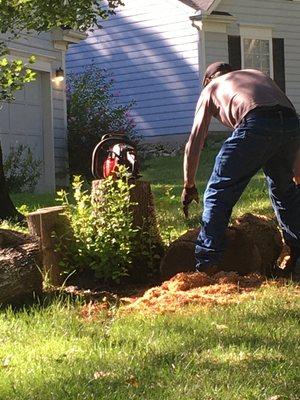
[7,53,52,72]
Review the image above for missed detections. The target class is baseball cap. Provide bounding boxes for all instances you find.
[202,62,233,86]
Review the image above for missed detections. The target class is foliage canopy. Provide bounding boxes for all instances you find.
[0,0,124,34]
[0,0,124,102]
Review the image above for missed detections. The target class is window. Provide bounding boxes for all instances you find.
[240,25,273,78]
[243,38,271,75]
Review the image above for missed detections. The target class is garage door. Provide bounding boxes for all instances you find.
[0,72,44,191]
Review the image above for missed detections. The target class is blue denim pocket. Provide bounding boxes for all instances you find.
[215,128,275,177]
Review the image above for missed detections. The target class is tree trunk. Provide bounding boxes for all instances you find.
[160,213,283,280]
[0,229,43,304]
[0,142,24,222]
[27,206,69,286]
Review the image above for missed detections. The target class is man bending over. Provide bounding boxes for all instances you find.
[182,62,300,280]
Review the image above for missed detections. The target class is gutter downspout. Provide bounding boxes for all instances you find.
[190,11,207,89]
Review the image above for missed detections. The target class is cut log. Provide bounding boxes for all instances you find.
[0,229,42,304]
[0,143,24,222]
[160,213,283,280]
[27,206,69,286]
[92,179,165,281]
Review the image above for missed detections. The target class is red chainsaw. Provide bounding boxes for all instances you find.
[91,133,140,179]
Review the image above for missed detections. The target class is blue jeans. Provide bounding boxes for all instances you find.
[195,109,300,270]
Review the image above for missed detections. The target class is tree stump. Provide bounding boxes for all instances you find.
[27,206,69,286]
[92,179,165,281]
[0,229,42,304]
[160,213,283,280]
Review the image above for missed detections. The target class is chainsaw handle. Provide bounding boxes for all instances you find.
[101,133,125,141]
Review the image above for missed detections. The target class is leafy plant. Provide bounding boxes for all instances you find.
[56,166,138,282]
[67,66,137,179]
[3,144,42,192]
[0,52,36,103]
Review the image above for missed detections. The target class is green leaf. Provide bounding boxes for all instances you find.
[28,55,36,64]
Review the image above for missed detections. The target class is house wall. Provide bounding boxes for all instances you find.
[67,0,201,141]
[210,0,300,114]
[203,30,231,132]
[0,32,69,192]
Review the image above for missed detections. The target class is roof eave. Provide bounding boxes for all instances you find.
[190,12,236,24]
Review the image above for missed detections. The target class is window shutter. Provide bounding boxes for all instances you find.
[228,35,241,70]
[272,38,286,93]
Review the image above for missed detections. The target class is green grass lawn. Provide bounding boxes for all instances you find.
[0,286,299,400]
[1,142,299,400]
[141,144,271,243]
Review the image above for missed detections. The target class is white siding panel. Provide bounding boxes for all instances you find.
[217,0,300,116]
[204,32,230,133]
[67,0,200,138]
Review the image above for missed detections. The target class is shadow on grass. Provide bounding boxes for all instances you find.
[1,299,298,400]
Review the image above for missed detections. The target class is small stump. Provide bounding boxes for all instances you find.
[160,213,283,280]
[27,206,69,286]
[0,229,42,304]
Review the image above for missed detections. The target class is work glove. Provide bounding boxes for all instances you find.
[181,185,199,218]
[294,176,300,185]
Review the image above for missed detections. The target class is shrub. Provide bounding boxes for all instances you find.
[56,166,138,282]
[67,66,137,180]
[3,144,42,192]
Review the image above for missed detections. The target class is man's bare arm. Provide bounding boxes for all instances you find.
[183,94,212,187]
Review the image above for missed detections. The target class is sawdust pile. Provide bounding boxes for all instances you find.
[120,271,266,314]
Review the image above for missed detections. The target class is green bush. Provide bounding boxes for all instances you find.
[3,144,42,192]
[56,167,138,282]
[67,66,137,180]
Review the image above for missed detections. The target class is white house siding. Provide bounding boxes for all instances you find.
[212,0,300,114]
[52,81,68,186]
[204,31,231,132]
[67,0,200,140]
[0,32,70,191]
[205,32,229,66]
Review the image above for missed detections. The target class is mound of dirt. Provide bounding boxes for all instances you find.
[160,213,283,280]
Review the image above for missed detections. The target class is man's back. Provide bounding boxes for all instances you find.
[202,69,294,129]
